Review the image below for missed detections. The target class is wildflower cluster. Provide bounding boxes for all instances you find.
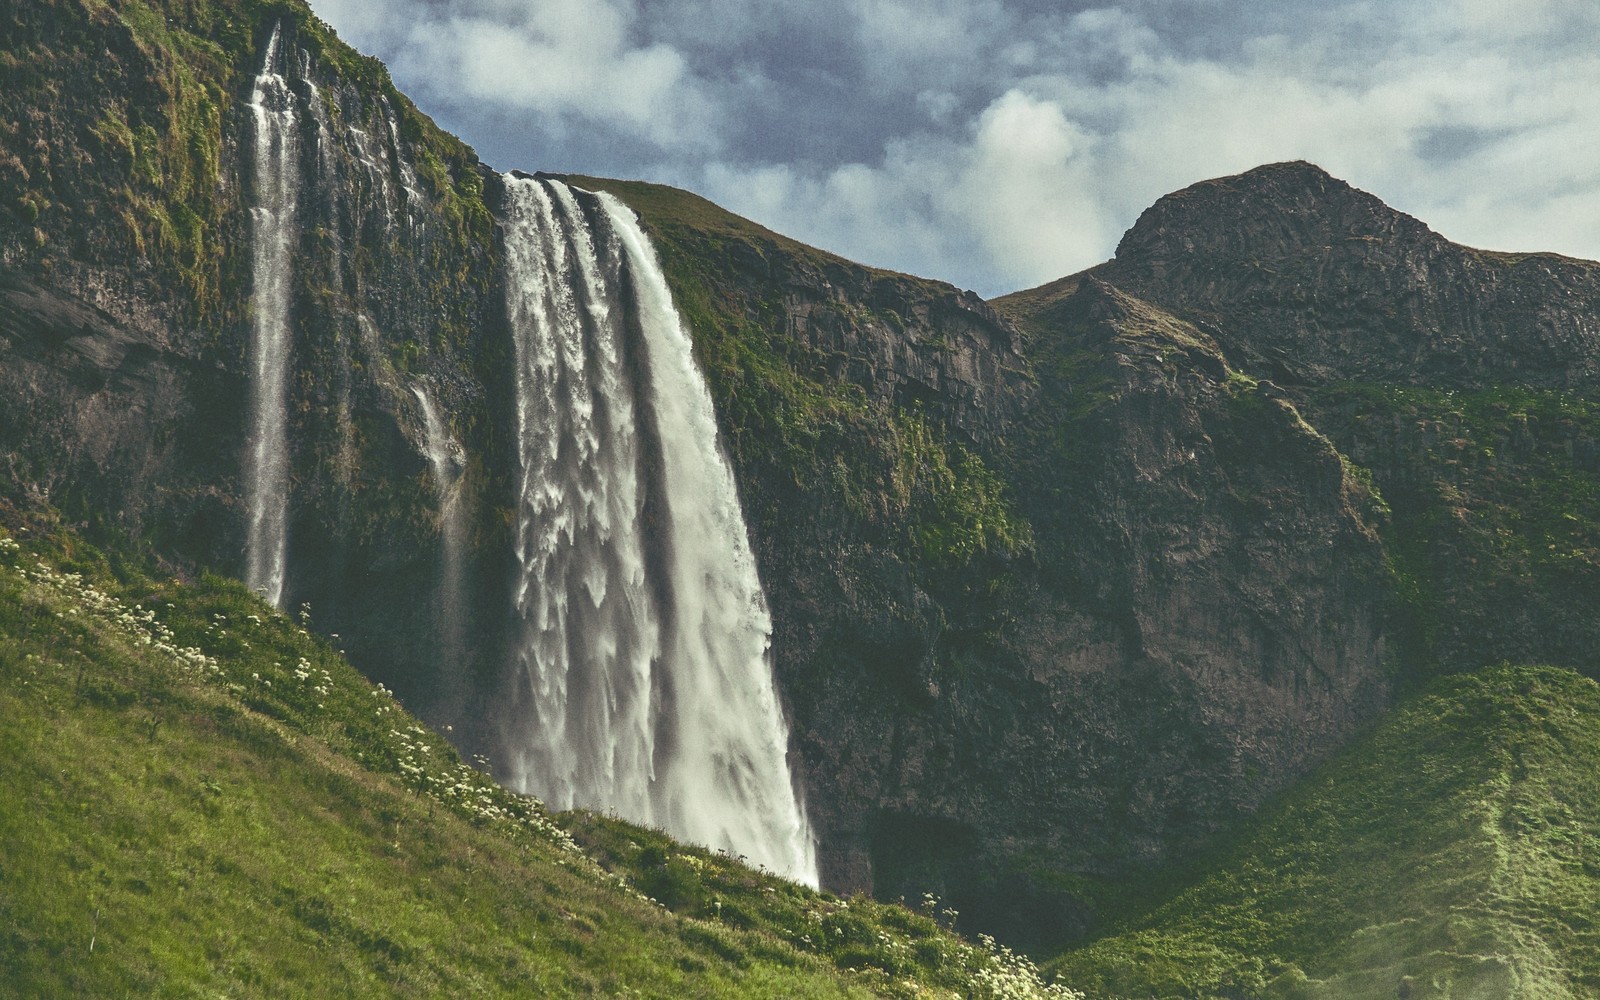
[384,723,579,852]
[788,892,1079,999]
[966,934,1082,1000]
[291,656,333,707]
[14,557,221,679]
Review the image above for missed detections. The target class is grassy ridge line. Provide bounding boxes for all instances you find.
[0,519,1076,998]
[1049,663,1600,998]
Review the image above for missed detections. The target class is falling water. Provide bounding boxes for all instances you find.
[244,22,298,608]
[411,382,467,666]
[501,175,817,885]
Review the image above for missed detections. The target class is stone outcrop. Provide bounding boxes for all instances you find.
[783,275,1393,949]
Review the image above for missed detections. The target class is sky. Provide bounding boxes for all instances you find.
[309,0,1600,298]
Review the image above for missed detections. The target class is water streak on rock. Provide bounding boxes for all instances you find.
[411,381,467,669]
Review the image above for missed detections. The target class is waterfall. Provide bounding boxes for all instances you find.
[411,382,467,668]
[383,109,425,222]
[244,22,298,608]
[501,175,817,885]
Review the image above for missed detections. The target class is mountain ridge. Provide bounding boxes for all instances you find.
[1003,159,1600,390]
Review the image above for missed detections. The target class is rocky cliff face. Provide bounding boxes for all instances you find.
[1069,161,1600,684]
[7,1,1594,957]
[1,1,510,742]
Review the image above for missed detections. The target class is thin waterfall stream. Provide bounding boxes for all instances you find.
[501,175,817,885]
[412,382,468,670]
[244,22,297,608]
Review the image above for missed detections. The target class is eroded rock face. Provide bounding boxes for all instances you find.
[1080,162,1600,684]
[1,11,512,744]
[780,277,1393,949]
[0,274,242,560]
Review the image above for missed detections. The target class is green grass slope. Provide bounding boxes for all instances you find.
[1049,663,1600,999]
[0,508,1075,999]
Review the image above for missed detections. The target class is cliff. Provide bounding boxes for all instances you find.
[1034,161,1600,681]
[1,0,511,746]
[6,0,1600,961]
[1098,160,1600,389]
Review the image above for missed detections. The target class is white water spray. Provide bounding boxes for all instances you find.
[411,382,467,663]
[244,23,298,608]
[502,175,817,884]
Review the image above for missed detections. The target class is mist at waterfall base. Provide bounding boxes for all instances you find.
[498,175,817,885]
[239,30,817,884]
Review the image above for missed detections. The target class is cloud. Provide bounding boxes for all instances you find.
[699,89,1111,293]
[946,91,1112,287]
[315,0,715,153]
[313,0,1600,295]
[702,1,1600,294]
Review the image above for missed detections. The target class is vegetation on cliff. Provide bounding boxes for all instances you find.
[0,0,488,334]
[562,174,1033,579]
[1307,383,1600,680]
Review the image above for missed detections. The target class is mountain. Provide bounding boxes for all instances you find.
[1002,159,1600,685]
[7,0,1600,981]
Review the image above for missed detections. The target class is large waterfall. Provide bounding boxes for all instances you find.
[501,175,817,885]
[243,22,297,608]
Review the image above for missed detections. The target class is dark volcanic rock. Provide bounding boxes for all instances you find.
[0,273,240,565]
[1063,163,1600,684]
[1101,160,1600,389]
[0,6,513,744]
[792,276,1394,949]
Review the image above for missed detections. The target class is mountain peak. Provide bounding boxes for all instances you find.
[1114,161,1438,266]
[1094,160,1600,390]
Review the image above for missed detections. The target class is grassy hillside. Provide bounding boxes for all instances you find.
[1049,662,1600,998]
[0,506,1075,999]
